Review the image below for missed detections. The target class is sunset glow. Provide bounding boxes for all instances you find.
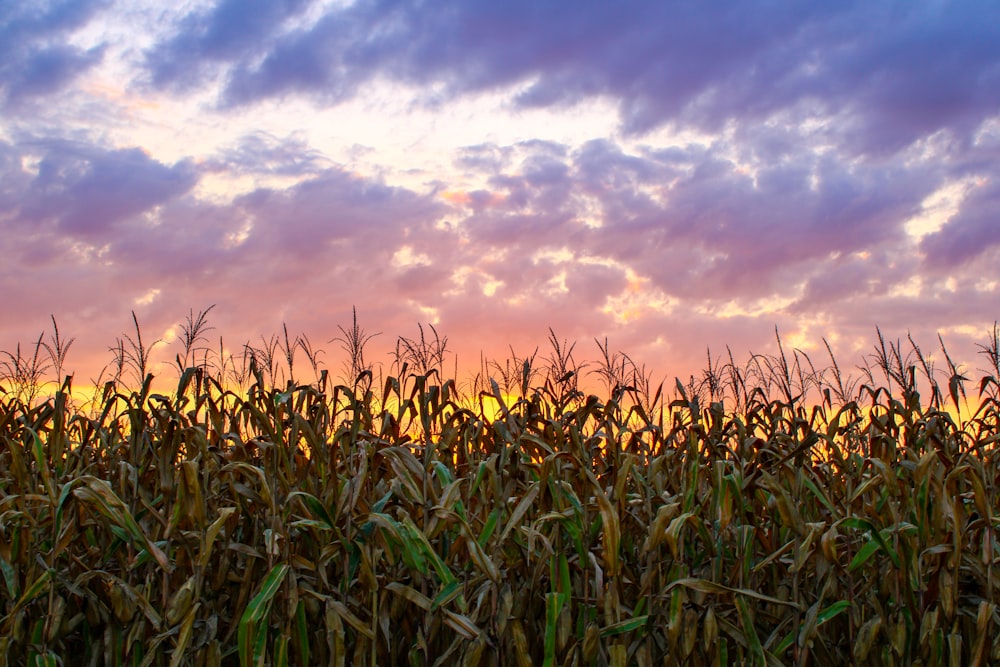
[2,1,998,390]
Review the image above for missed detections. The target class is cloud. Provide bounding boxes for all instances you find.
[789,250,913,313]
[235,167,447,261]
[6,1,1000,386]
[3,44,104,105]
[139,1,1000,157]
[398,133,945,328]
[209,131,332,177]
[821,3,1000,156]
[143,0,312,92]
[0,0,108,108]
[133,131,987,385]
[454,144,514,175]
[0,144,459,379]
[552,136,936,304]
[12,140,198,240]
[920,178,1000,268]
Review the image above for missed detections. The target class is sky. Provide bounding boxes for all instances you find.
[2,0,999,394]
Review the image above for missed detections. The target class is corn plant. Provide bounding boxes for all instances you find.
[1,318,998,666]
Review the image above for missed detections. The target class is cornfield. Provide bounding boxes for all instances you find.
[1,312,999,666]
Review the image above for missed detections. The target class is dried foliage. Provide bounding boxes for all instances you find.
[1,315,1000,666]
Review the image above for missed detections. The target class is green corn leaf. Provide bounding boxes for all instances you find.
[775,600,851,654]
[295,600,310,667]
[73,476,173,573]
[288,491,336,531]
[8,568,52,618]
[599,615,650,638]
[842,518,900,569]
[735,596,765,666]
[542,592,563,667]
[238,563,289,667]
[478,509,499,547]
[0,556,17,599]
[431,580,464,611]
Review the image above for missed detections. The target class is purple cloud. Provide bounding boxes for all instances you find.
[559,137,936,302]
[0,0,108,107]
[138,1,1000,157]
[4,1,1000,388]
[3,44,104,104]
[143,0,312,92]
[235,168,447,261]
[209,132,331,177]
[14,140,198,239]
[920,179,1000,269]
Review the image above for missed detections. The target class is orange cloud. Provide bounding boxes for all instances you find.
[440,189,506,208]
